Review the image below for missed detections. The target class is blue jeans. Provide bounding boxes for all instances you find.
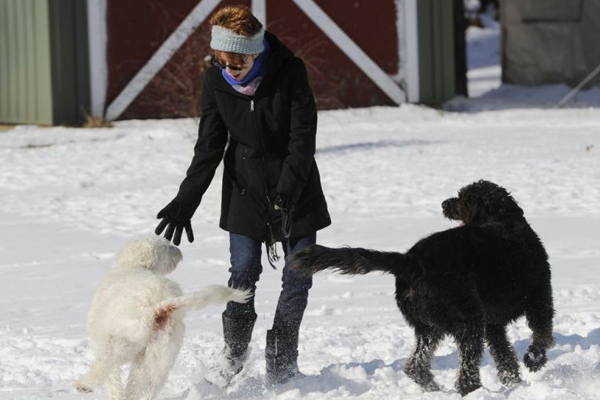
[223,232,316,333]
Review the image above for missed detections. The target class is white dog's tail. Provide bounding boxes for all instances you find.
[172,285,252,310]
[153,285,251,330]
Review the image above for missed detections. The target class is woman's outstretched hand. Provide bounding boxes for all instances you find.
[155,200,195,246]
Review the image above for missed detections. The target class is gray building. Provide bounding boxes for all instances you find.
[502,0,600,87]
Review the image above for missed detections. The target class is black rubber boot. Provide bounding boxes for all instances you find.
[265,327,302,385]
[205,313,256,387]
[223,313,256,366]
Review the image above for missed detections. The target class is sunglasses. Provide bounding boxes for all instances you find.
[210,55,251,72]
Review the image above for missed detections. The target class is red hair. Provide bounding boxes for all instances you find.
[210,5,263,67]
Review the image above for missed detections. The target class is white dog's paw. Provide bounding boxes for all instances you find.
[74,379,93,393]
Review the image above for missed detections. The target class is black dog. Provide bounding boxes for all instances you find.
[289,180,554,395]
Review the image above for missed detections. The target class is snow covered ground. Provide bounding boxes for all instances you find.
[2,15,600,400]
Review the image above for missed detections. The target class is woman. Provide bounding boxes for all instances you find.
[155,5,331,386]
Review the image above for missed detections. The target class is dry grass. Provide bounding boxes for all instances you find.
[83,115,114,128]
[0,124,16,132]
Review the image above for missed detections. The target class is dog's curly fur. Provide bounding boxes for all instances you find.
[289,180,554,395]
[75,237,250,400]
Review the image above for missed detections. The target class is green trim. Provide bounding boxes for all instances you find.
[48,0,91,125]
[417,0,457,105]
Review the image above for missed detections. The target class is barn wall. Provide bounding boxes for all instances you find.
[104,0,402,119]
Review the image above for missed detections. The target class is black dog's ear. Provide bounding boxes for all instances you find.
[465,200,481,224]
[501,194,524,218]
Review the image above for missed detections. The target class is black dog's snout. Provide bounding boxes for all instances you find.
[442,198,454,210]
[442,198,459,219]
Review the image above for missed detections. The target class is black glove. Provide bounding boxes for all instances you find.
[273,193,294,239]
[155,200,195,246]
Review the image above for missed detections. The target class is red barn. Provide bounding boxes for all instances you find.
[0,0,461,124]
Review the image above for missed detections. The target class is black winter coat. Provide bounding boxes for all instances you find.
[174,32,331,242]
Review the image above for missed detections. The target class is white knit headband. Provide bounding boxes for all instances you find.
[210,25,265,54]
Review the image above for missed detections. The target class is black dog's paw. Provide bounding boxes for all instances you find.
[423,380,441,392]
[523,348,547,372]
[456,382,481,397]
[498,369,522,386]
[404,364,441,392]
[455,375,482,396]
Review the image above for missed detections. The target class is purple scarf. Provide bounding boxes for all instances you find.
[222,39,270,87]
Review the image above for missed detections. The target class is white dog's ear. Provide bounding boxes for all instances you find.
[114,238,159,271]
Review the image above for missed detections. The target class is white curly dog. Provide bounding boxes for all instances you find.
[75,237,250,400]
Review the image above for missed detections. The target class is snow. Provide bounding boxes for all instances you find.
[2,16,600,400]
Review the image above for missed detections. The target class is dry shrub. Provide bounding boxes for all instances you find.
[138,29,210,119]
[84,115,114,128]
[136,9,344,118]
[0,124,16,132]
[142,28,343,116]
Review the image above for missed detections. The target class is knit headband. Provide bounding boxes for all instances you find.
[210,25,265,54]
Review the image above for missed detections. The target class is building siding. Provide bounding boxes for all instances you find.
[0,0,53,124]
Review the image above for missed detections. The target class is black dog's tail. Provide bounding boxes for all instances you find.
[289,244,407,276]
